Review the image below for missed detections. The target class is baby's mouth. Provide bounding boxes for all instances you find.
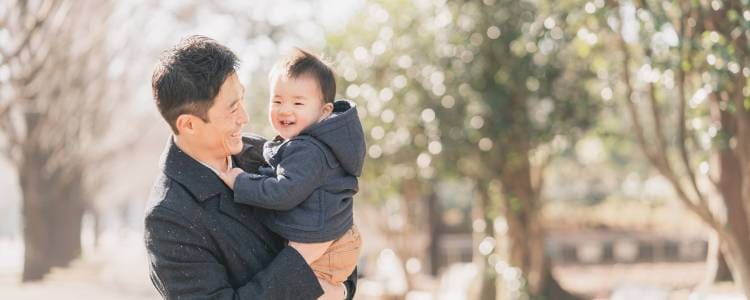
[280,120,296,126]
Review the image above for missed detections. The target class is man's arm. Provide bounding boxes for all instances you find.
[145,206,324,299]
[231,139,327,210]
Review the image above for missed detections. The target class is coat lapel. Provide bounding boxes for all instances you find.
[162,135,282,251]
[161,137,224,202]
[217,193,280,252]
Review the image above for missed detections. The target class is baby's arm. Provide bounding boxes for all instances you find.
[257,165,276,177]
[220,139,327,211]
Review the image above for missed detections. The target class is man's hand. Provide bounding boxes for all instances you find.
[218,168,244,190]
[289,241,333,264]
[317,280,345,300]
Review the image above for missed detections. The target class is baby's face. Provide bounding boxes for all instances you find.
[269,74,332,140]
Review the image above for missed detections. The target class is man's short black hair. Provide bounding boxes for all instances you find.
[270,48,336,103]
[152,35,240,133]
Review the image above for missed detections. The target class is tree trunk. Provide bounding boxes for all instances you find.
[703,232,734,286]
[20,155,52,281]
[473,181,496,300]
[708,142,736,284]
[427,190,441,276]
[716,107,750,295]
[388,178,424,298]
[498,136,578,299]
[19,148,85,281]
[715,251,734,282]
[722,236,750,297]
[501,167,577,299]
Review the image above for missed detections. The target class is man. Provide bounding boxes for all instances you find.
[144,35,355,299]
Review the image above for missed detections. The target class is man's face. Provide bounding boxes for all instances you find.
[194,72,248,157]
[269,73,332,140]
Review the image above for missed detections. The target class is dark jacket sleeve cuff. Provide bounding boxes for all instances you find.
[344,267,357,300]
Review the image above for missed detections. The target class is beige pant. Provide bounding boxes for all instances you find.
[310,224,362,284]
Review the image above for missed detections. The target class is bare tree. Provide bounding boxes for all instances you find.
[0,0,138,281]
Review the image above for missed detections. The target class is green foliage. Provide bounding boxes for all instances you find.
[327,0,602,203]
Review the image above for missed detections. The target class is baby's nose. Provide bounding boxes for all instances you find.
[278,106,292,114]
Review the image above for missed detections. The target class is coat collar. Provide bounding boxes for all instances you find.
[159,137,239,202]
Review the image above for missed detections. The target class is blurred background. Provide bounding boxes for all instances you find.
[1,0,749,299]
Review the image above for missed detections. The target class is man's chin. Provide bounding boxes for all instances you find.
[229,141,244,155]
[220,138,243,156]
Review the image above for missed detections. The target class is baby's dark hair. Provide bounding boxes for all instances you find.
[270,48,335,103]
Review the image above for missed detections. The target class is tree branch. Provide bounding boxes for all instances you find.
[673,2,709,218]
[0,0,57,66]
[614,1,719,229]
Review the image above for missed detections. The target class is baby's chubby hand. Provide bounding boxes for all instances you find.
[219,167,244,190]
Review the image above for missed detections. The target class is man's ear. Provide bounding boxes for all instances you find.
[175,114,196,135]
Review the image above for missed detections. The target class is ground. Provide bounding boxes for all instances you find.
[0,232,744,299]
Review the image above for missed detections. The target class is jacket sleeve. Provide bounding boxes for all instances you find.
[232,139,327,211]
[144,206,324,299]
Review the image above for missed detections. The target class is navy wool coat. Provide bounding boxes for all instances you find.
[144,136,356,299]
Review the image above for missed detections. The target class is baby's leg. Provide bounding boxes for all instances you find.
[309,224,362,284]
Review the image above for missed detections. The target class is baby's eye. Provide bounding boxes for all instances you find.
[272,100,281,104]
[294,102,304,106]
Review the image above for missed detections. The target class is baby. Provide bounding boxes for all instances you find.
[220,48,364,288]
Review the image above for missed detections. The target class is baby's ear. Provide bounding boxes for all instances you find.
[322,102,334,116]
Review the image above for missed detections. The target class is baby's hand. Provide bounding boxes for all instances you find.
[317,279,345,300]
[219,167,244,190]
